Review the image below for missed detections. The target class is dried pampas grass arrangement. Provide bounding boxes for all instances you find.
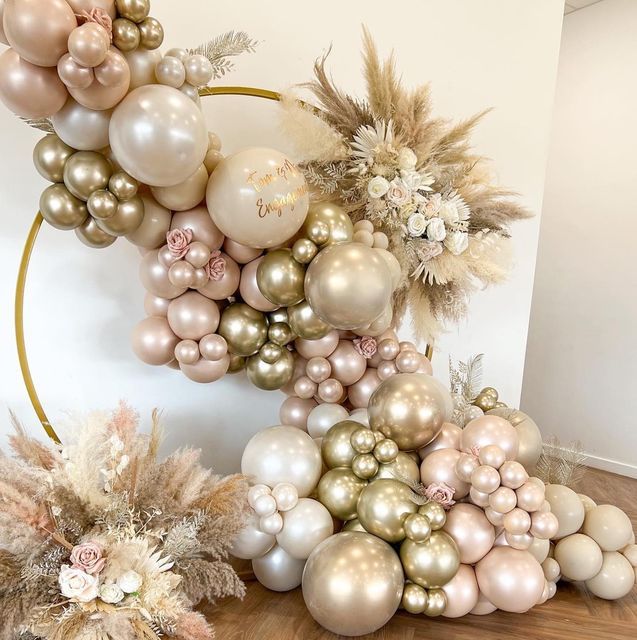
[0,404,249,640]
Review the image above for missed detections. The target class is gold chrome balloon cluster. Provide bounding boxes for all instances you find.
[112,0,164,53]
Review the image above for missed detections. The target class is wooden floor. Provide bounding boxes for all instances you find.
[200,468,637,639]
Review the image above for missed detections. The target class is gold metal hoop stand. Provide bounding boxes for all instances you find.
[15,85,432,444]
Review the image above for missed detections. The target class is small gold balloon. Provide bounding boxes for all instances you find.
[75,217,117,249]
[292,238,318,264]
[33,134,74,183]
[227,353,246,373]
[304,202,354,245]
[352,453,379,480]
[400,531,460,589]
[259,341,283,365]
[373,452,421,484]
[246,348,294,390]
[418,502,447,530]
[95,196,144,236]
[357,479,417,543]
[350,428,376,454]
[40,184,88,230]
[112,18,140,52]
[306,219,330,245]
[374,438,399,464]
[322,420,362,469]
[109,171,139,200]
[138,17,164,50]
[287,300,331,340]
[318,468,367,521]
[268,322,295,346]
[268,308,289,324]
[63,151,113,201]
[115,0,150,22]
[87,189,119,219]
[256,248,306,306]
[401,583,428,614]
[481,387,499,400]
[423,588,447,617]
[473,392,497,412]
[494,401,508,408]
[218,303,269,357]
[342,518,367,532]
[404,513,432,543]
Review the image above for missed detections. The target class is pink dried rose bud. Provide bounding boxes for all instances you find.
[70,542,106,575]
[205,250,226,281]
[353,335,378,358]
[424,481,456,509]
[166,228,194,258]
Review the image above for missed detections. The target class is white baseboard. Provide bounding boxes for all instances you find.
[544,443,637,479]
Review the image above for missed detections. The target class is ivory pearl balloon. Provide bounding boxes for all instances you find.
[461,415,519,462]
[259,512,284,536]
[204,148,223,173]
[479,445,506,469]
[167,291,220,340]
[455,452,480,483]
[253,544,305,592]
[306,357,330,384]
[75,217,116,248]
[396,350,420,373]
[174,339,199,365]
[499,461,529,490]
[155,55,185,88]
[279,397,317,430]
[51,99,113,151]
[294,376,316,400]
[167,261,195,288]
[271,483,298,512]
[544,484,585,539]
[276,498,333,560]
[318,379,343,403]
[124,47,161,90]
[441,564,479,618]
[171,206,224,250]
[33,134,74,183]
[378,338,400,360]
[253,494,277,517]
[180,82,200,105]
[294,331,339,360]
[199,334,227,361]
[516,481,545,513]
[421,448,470,499]
[443,504,495,564]
[484,507,505,527]
[585,551,635,600]
[131,316,178,365]
[184,53,213,86]
[247,484,271,509]
[469,487,491,508]
[110,85,208,187]
[555,534,603,581]
[306,403,349,438]
[471,465,501,495]
[348,368,381,409]
[230,513,275,560]
[39,184,88,230]
[348,408,369,427]
[489,486,517,514]
[198,254,241,300]
[582,504,634,551]
[419,422,463,460]
[505,531,533,551]
[57,54,94,89]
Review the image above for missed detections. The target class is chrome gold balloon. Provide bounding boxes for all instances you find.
[40,183,88,230]
[63,151,112,201]
[259,341,283,365]
[256,248,306,306]
[33,134,74,183]
[372,452,421,484]
[404,513,432,543]
[115,0,150,23]
[317,468,367,521]
[218,303,269,357]
[350,428,376,454]
[95,196,144,236]
[418,502,447,530]
[138,17,164,50]
[342,518,367,532]
[356,478,417,543]
[321,420,361,469]
[247,348,294,391]
[109,171,139,200]
[303,202,354,245]
[227,353,246,373]
[112,18,140,52]
[423,588,447,617]
[305,219,330,245]
[292,238,318,264]
[75,216,117,249]
[268,322,295,346]
[400,531,460,589]
[87,189,118,220]
[373,438,399,464]
[287,300,331,340]
[351,453,379,480]
[401,583,428,614]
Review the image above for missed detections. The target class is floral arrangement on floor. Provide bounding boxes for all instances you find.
[0,404,249,640]
[280,29,532,339]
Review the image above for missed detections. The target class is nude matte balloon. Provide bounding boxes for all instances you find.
[3,0,76,67]
[348,367,381,409]
[68,23,109,68]
[585,551,635,600]
[239,257,279,312]
[253,544,306,592]
[51,99,112,151]
[167,291,220,340]
[442,564,479,618]
[126,195,171,249]
[276,498,333,560]
[421,448,470,499]
[476,547,545,613]
[171,206,224,250]
[139,249,187,299]
[124,47,161,90]
[443,504,495,565]
[241,426,322,498]
[555,533,603,581]
[230,513,275,560]
[460,415,519,462]
[151,164,208,212]
[582,504,633,551]
[180,354,229,383]
[110,85,208,186]
[544,484,585,539]
[131,316,178,365]
[302,532,404,637]
[207,147,309,249]
[279,396,317,430]
[0,48,68,117]
[419,422,462,460]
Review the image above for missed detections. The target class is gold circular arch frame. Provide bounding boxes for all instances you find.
[15,85,432,443]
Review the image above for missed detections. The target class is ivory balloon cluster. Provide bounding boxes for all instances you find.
[155,47,214,106]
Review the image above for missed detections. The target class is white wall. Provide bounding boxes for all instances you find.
[0,0,564,473]
[522,0,637,477]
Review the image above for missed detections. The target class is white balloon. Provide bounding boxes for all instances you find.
[276,498,334,560]
[230,513,275,560]
[241,426,322,498]
[51,99,112,151]
[248,484,271,509]
[124,48,161,90]
[271,483,299,512]
[307,403,350,438]
[253,494,277,517]
[252,545,306,592]
[348,408,370,427]
[260,512,284,536]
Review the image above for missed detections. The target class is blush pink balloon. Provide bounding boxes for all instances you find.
[470,591,497,615]
[223,238,263,264]
[139,249,188,300]
[58,53,94,89]
[94,49,130,87]
[180,354,230,383]
[131,316,179,366]
[418,422,462,460]
[460,415,520,461]
[240,257,279,312]
[443,504,495,565]
[348,367,381,409]
[318,378,343,403]
[279,396,318,430]
[294,330,340,360]
[295,376,317,400]
[377,360,398,381]
[144,293,170,317]
[420,448,470,499]
[172,206,224,249]
[199,333,228,361]
[442,564,480,618]
[327,340,367,386]
[167,291,221,341]
[0,48,68,117]
[3,0,76,67]
[197,253,240,300]
[416,354,434,375]
[476,547,545,613]
[306,357,331,384]
[68,22,109,68]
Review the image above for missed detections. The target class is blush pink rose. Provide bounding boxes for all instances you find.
[205,251,226,281]
[353,336,377,358]
[166,228,194,258]
[424,482,456,509]
[70,542,105,575]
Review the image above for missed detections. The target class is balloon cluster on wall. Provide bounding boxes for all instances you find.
[237,371,636,636]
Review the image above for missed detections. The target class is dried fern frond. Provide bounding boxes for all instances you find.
[19,116,54,134]
[535,436,588,488]
[189,30,257,79]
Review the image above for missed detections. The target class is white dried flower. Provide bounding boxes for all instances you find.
[99,583,125,604]
[400,169,422,191]
[117,570,143,594]
[386,178,411,206]
[116,455,130,475]
[438,201,460,225]
[397,147,417,170]
[58,566,99,603]
[367,175,390,198]
[407,212,428,237]
[444,230,469,255]
[426,217,447,242]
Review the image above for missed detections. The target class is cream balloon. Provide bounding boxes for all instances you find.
[275,498,333,560]
[528,537,551,564]
[555,534,603,581]
[443,504,495,565]
[241,426,321,498]
[124,47,161,90]
[302,532,404,637]
[131,316,178,366]
[442,564,480,618]
[306,403,350,438]
[207,147,309,248]
[585,551,635,600]
[582,504,634,551]
[151,164,208,212]
[252,545,305,592]
[544,484,585,539]
[110,85,208,187]
[51,99,112,151]
[230,513,275,560]
[126,195,171,249]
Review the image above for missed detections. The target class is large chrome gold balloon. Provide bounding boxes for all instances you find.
[321,420,361,469]
[247,348,295,391]
[356,478,417,543]
[75,216,116,249]
[63,151,112,201]
[368,373,453,451]
[218,303,268,357]
[287,300,331,340]
[95,196,144,236]
[33,134,74,183]
[303,202,354,245]
[305,242,393,330]
[302,532,404,637]
[39,184,88,230]
[317,468,367,521]
[256,248,306,306]
[400,531,460,588]
[373,451,421,484]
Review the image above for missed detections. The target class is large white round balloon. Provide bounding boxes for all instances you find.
[109,85,208,187]
[252,544,306,592]
[276,498,334,560]
[241,426,322,497]
[206,147,309,249]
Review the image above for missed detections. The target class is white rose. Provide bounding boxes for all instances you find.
[99,583,125,604]
[444,230,469,255]
[58,566,99,603]
[386,178,411,206]
[367,176,390,199]
[438,201,459,225]
[426,217,447,242]
[407,213,428,237]
[397,147,417,170]
[117,570,142,594]
[400,169,422,191]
